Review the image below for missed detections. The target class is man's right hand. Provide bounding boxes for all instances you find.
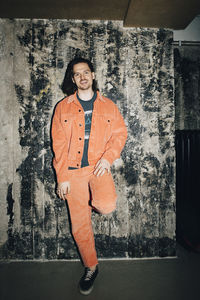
[56,181,70,200]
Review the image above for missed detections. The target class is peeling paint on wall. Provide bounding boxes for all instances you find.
[0,19,175,259]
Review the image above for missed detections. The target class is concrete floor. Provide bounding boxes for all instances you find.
[0,244,199,300]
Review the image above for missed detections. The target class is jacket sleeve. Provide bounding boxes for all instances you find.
[51,103,70,183]
[101,104,127,165]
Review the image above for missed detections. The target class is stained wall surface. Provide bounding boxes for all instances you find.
[0,19,176,260]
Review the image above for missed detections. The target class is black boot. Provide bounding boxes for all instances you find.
[79,266,99,295]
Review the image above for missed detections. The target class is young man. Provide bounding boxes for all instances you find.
[51,57,127,295]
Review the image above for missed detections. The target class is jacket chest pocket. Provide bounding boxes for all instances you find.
[104,118,112,141]
[95,115,112,142]
[61,114,75,137]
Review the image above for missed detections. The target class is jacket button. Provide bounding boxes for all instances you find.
[79,124,82,126]
[77,164,79,167]
[78,151,81,154]
[79,137,82,140]
[108,119,110,122]
[79,109,81,112]
[64,120,67,122]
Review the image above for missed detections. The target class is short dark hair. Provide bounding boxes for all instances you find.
[61,57,98,96]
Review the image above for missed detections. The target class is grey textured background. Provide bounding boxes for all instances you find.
[0,19,175,260]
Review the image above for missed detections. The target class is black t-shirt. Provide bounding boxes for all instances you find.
[77,92,97,168]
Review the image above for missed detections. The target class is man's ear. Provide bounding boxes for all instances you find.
[72,77,75,83]
[92,72,95,80]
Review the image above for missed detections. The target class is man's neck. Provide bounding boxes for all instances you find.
[77,89,94,101]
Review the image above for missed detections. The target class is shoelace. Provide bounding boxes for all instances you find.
[84,268,95,281]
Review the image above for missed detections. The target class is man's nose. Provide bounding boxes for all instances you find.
[80,73,85,80]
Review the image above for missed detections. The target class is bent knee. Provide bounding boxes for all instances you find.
[96,204,116,215]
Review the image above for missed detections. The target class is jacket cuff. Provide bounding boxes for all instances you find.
[56,171,70,183]
[101,153,117,166]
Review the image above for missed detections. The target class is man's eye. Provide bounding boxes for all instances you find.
[74,73,80,77]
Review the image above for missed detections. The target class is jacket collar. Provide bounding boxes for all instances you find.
[66,91,105,104]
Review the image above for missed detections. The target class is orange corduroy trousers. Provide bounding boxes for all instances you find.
[66,165,117,268]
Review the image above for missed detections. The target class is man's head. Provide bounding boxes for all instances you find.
[61,57,98,96]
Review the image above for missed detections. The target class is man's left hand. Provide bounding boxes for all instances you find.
[94,158,110,177]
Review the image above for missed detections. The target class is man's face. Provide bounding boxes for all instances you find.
[72,63,95,91]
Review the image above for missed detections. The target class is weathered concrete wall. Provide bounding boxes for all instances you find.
[0,19,175,260]
[174,45,200,130]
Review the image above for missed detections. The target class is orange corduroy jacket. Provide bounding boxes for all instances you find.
[51,91,127,183]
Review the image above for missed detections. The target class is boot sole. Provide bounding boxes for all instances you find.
[79,284,94,295]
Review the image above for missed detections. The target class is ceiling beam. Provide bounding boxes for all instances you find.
[0,0,129,20]
[124,0,200,29]
[0,0,200,29]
